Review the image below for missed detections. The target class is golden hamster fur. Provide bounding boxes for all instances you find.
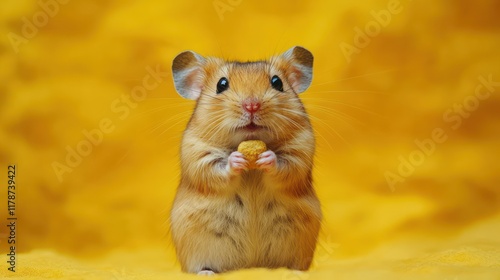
[169,46,321,275]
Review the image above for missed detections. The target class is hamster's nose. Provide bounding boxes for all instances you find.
[242,98,261,114]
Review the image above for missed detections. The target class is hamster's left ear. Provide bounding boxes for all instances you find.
[172,51,206,100]
[280,46,313,93]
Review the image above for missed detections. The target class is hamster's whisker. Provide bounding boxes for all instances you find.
[195,103,227,109]
[303,104,364,126]
[262,92,277,103]
[261,86,293,104]
[199,115,230,142]
[309,114,351,148]
[267,120,282,141]
[266,49,278,72]
[196,113,228,124]
[202,94,225,102]
[305,107,364,143]
[303,97,382,118]
[149,112,192,139]
[279,108,309,119]
[205,120,231,144]
[307,90,386,95]
[200,109,229,117]
[272,113,304,133]
[132,103,193,119]
[270,115,314,162]
[146,111,191,135]
[302,97,375,110]
[273,121,285,141]
[309,68,396,88]
[311,127,336,154]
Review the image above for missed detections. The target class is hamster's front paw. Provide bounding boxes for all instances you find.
[256,150,277,172]
[227,151,248,175]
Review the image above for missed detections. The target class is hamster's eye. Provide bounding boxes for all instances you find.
[216,77,229,94]
[270,75,284,92]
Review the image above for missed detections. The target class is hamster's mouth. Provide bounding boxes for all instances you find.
[241,122,264,132]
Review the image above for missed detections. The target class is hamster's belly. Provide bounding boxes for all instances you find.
[171,171,320,270]
[230,171,320,267]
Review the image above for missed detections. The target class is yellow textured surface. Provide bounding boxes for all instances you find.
[1,0,500,279]
[238,140,267,167]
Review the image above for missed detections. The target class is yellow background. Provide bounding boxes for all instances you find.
[1,0,499,279]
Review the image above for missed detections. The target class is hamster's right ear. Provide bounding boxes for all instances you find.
[172,51,206,100]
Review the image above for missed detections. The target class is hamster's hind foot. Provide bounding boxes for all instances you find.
[197,269,216,276]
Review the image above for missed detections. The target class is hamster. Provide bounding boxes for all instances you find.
[169,46,321,275]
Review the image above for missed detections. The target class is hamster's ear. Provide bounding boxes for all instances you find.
[280,46,313,93]
[172,51,206,100]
